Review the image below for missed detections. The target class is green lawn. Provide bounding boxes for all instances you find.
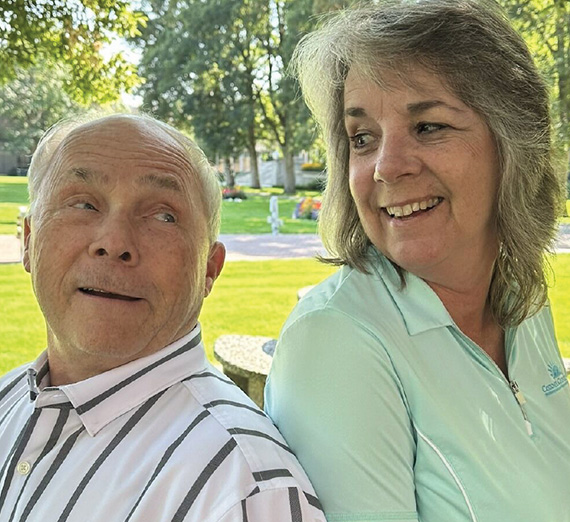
[0,176,319,235]
[1,174,567,233]
[0,176,29,234]
[0,259,336,374]
[1,255,569,376]
[560,200,570,225]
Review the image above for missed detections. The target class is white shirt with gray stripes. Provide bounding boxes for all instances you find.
[0,326,325,522]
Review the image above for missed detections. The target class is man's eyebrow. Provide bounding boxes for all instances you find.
[68,167,93,181]
[139,173,183,192]
[406,100,465,115]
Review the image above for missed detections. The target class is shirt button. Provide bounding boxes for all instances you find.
[17,461,31,475]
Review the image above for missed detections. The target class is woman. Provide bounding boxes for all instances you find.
[264,1,570,521]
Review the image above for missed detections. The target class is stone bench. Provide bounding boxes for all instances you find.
[214,335,276,408]
[297,285,315,301]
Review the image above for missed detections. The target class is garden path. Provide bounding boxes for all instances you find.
[1,224,569,264]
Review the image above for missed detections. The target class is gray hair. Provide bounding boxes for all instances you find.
[27,112,221,244]
[292,0,565,327]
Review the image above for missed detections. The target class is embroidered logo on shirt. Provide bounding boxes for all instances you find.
[542,363,568,397]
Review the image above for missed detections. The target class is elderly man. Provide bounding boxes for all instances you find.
[0,114,324,521]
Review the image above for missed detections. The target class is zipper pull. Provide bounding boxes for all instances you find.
[510,380,533,436]
[509,380,526,406]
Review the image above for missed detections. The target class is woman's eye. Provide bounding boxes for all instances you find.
[73,202,97,211]
[349,133,374,149]
[417,122,447,134]
[155,212,176,223]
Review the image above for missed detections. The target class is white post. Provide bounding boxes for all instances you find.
[266,196,283,236]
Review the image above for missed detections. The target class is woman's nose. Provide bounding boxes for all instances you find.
[372,134,421,184]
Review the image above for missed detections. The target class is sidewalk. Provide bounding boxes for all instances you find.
[0,233,327,264]
[1,225,570,264]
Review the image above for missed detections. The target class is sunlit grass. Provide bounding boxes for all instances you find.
[0,260,337,374]
[0,176,320,235]
[1,255,569,377]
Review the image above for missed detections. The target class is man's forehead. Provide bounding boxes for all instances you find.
[64,116,177,149]
[52,118,195,181]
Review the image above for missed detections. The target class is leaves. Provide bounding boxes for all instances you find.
[0,62,82,153]
[0,0,146,104]
[136,0,317,192]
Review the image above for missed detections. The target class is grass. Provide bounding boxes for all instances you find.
[0,176,29,234]
[1,173,569,375]
[548,254,570,356]
[0,259,337,375]
[560,200,570,225]
[2,175,568,233]
[0,176,319,235]
[1,255,570,376]
[221,193,318,234]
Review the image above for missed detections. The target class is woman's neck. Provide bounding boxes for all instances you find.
[427,276,507,376]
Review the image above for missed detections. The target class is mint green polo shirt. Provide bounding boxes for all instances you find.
[265,252,570,522]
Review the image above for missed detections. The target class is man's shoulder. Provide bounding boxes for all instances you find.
[182,364,318,493]
[0,363,29,400]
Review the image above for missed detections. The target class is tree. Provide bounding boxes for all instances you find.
[137,0,321,193]
[137,0,267,188]
[0,63,82,155]
[0,0,146,104]
[500,0,570,163]
[256,0,316,193]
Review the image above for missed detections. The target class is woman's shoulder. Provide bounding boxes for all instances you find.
[282,260,406,342]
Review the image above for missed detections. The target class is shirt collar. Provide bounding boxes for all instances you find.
[28,325,207,436]
[372,250,455,336]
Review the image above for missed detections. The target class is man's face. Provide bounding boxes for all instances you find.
[24,117,224,384]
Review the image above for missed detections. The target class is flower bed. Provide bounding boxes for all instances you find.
[293,197,321,220]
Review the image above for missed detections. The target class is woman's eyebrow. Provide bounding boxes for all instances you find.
[406,99,466,115]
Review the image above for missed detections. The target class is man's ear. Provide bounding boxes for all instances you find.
[204,241,225,298]
[23,216,32,273]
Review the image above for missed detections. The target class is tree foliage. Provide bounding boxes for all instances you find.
[0,0,146,104]
[0,63,82,154]
[137,0,317,193]
[499,0,570,159]
[137,0,267,187]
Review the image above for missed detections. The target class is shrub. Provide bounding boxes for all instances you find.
[300,162,324,172]
[222,186,247,200]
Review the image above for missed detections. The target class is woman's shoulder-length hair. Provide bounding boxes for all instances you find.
[292,0,565,328]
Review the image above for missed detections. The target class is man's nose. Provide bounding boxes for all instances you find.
[88,215,140,265]
[372,133,421,184]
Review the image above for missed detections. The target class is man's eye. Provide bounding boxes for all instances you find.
[155,212,176,223]
[73,202,97,211]
[416,122,447,134]
[348,133,374,149]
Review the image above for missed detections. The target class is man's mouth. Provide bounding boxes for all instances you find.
[79,288,141,301]
[384,197,442,218]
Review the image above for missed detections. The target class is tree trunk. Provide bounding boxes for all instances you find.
[565,149,569,217]
[224,157,235,188]
[283,146,296,194]
[247,127,261,189]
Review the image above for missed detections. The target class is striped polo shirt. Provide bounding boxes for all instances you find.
[0,326,325,522]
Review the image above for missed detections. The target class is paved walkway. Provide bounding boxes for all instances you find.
[1,225,570,264]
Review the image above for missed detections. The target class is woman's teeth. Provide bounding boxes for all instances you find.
[386,197,441,218]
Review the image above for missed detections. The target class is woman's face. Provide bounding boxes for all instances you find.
[344,67,500,287]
